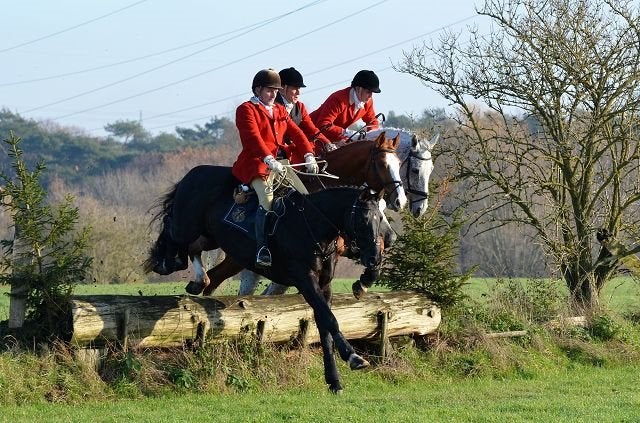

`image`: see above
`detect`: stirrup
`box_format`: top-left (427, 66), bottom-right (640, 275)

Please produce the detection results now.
top-left (256, 246), bottom-right (272, 267)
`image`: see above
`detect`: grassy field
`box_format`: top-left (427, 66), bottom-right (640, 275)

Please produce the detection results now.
top-left (1, 277), bottom-right (640, 420)
top-left (0, 364), bottom-right (638, 422)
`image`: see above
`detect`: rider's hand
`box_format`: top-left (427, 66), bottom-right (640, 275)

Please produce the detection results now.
top-left (325, 143), bottom-right (338, 152)
top-left (263, 155), bottom-right (285, 174)
top-left (304, 153), bottom-right (319, 174)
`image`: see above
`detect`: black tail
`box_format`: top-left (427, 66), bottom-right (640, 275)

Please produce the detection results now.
top-left (143, 184), bottom-right (185, 275)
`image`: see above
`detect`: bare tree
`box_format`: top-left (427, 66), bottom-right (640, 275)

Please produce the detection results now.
top-left (397, 0), bottom-right (640, 309)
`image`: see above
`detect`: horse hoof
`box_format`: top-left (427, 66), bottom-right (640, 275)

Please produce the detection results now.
top-left (328, 383), bottom-right (344, 394)
top-left (348, 353), bottom-right (370, 370)
top-left (152, 262), bottom-right (171, 275)
top-left (185, 281), bottom-right (204, 295)
top-left (351, 281), bottom-right (366, 300)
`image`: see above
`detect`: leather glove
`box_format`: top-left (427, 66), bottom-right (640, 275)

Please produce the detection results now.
top-left (263, 155), bottom-right (285, 174)
top-left (304, 153), bottom-right (319, 173)
top-left (325, 143), bottom-right (338, 152)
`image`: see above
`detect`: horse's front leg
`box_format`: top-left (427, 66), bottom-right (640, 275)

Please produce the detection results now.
top-left (185, 252), bottom-right (209, 295)
top-left (296, 268), bottom-right (369, 393)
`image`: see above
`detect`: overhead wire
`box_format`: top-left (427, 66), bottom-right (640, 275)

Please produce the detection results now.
top-left (0, 0), bottom-right (148, 54)
top-left (23, 0), bottom-right (328, 114)
top-left (48, 0), bottom-right (390, 121)
top-left (133, 15), bottom-right (477, 131)
top-left (0, 4), bottom-right (322, 88)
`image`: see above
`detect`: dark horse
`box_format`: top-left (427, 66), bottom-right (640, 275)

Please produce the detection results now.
top-left (147, 132), bottom-right (403, 291)
top-left (144, 173), bottom-right (386, 393)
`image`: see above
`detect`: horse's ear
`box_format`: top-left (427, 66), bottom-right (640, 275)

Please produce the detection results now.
top-left (427, 133), bottom-right (440, 149)
top-left (374, 131), bottom-right (386, 147)
top-left (359, 188), bottom-right (380, 202)
top-left (391, 133), bottom-right (400, 149)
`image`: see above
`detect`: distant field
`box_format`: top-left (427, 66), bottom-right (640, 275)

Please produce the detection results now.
top-left (1, 276), bottom-right (639, 321)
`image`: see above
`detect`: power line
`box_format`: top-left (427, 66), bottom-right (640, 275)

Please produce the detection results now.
top-left (1, 0), bottom-right (327, 87)
top-left (0, 0), bottom-right (148, 54)
top-left (127, 15), bottom-right (477, 129)
top-left (49, 0), bottom-right (390, 121)
top-left (24, 0), bottom-right (327, 114)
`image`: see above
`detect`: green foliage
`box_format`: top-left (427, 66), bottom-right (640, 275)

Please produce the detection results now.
top-left (0, 132), bottom-right (92, 334)
top-left (589, 314), bottom-right (622, 341)
top-left (488, 279), bottom-right (565, 323)
top-left (377, 209), bottom-right (472, 308)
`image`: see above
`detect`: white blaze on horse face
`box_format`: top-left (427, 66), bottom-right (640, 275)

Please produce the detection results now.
top-left (384, 152), bottom-right (407, 210)
top-left (409, 135), bottom-right (436, 217)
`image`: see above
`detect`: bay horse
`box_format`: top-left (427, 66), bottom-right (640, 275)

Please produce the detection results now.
top-left (145, 182), bottom-right (386, 393)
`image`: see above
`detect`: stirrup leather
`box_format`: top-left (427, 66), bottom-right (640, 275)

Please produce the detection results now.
top-left (256, 246), bottom-right (272, 267)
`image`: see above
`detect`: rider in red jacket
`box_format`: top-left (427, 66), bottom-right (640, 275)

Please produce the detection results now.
top-left (232, 69), bottom-right (318, 267)
top-left (275, 67), bottom-right (334, 162)
top-left (309, 70), bottom-right (381, 144)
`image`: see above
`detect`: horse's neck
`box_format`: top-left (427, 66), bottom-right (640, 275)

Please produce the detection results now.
top-left (326, 142), bottom-right (372, 177)
top-left (304, 189), bottom-right (356, 234)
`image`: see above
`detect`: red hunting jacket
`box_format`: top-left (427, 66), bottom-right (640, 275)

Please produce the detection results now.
top-left (275, 93), bottom-right (331, 162)
top-left (309, 87), bottom-right (380, 141)
top-left (232, 99), bottom-right (314, 184)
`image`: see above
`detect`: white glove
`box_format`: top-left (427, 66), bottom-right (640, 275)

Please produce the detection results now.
top-left (263, 155), bottom-right (285, 174)
top-left (343, 128), bottom-right (357, 139)
top-left (325, 143), bottom-right (338, 152)
top-left (304, 153), bottom-right (319, 173)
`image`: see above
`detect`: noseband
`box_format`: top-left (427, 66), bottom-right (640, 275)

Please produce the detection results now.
top-left (402, 149), bottom-right (431, 207)
top-left (366, 147), bottom-right (403, 197)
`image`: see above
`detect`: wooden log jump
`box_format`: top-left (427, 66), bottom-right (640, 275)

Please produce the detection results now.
top-left (68, 291), bottom-right (441, 349)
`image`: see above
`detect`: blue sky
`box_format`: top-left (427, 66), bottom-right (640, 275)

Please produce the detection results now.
top-left (1, 0), bottom-right (483, 137)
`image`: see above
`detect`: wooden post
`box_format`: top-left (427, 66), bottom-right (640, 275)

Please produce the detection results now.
top-left (377, 310), bottom-right (391, 361)
top-left (117, 307), bottom-right (130, 352)
top-left (296, 318), bottom-right (310, 348)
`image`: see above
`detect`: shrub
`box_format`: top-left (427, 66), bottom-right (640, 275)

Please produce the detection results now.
top-left (0, 132), bottom-right (91, 337)
top-left (377, 209), bottom-right (472, 308)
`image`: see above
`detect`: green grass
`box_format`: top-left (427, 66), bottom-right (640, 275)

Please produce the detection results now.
top-left (0, 365), bottom-right (638, 422)
top-left (464, 277), bottom-right (640, 313)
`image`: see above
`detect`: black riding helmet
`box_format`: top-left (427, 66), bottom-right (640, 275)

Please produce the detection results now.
top-left (279, 67), bottom-right (306, 87)
top-left (351, 70), bottom-right (381, 93)
top-left (252, 68), bottom-right (282, 90)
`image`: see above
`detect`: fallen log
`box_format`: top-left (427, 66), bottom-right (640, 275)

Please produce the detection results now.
top-left (68, 291), bottom-right (441, 349)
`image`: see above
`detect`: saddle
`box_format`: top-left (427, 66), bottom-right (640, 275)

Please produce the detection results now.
top-left (223, 159), bottom-right (309, 236)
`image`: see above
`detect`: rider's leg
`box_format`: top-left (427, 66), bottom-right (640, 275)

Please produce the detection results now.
top-left (251, 177), bottom-right (274, 268)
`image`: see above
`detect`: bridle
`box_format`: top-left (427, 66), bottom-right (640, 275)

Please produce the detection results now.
top-left (364, 146), bottom-right (403, 202)
top-left (401, 145), bottom-right (431, 208)
top-left (284, 191), bottom-right (380, 266)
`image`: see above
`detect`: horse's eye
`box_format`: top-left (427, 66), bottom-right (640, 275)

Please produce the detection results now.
top-left (411, 168), bottom-right (419, 175)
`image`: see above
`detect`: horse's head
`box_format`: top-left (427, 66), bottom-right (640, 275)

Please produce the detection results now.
top-left (366, 128), bottom-right (438, 217)
top-left (344, 189), bottom-right (385, 269)
top-left (368, 131), bottom-right (407, 211)
top-left (405, 132), bottom-right (438, 217)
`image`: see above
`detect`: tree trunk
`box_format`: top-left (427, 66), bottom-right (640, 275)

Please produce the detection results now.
top-left (67, 291), bottom-right (441, 348)
top-left (8, 224), bottom-right (28, 329)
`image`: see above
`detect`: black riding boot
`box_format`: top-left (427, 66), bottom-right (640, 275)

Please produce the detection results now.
top-left (255, 206), bottom-right (272, 268)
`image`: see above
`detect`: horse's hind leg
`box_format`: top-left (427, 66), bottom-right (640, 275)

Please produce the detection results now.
top-left (238, 269), bottom-right (261, 295)
top-left (202, 255), bottom-right (244, 296)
